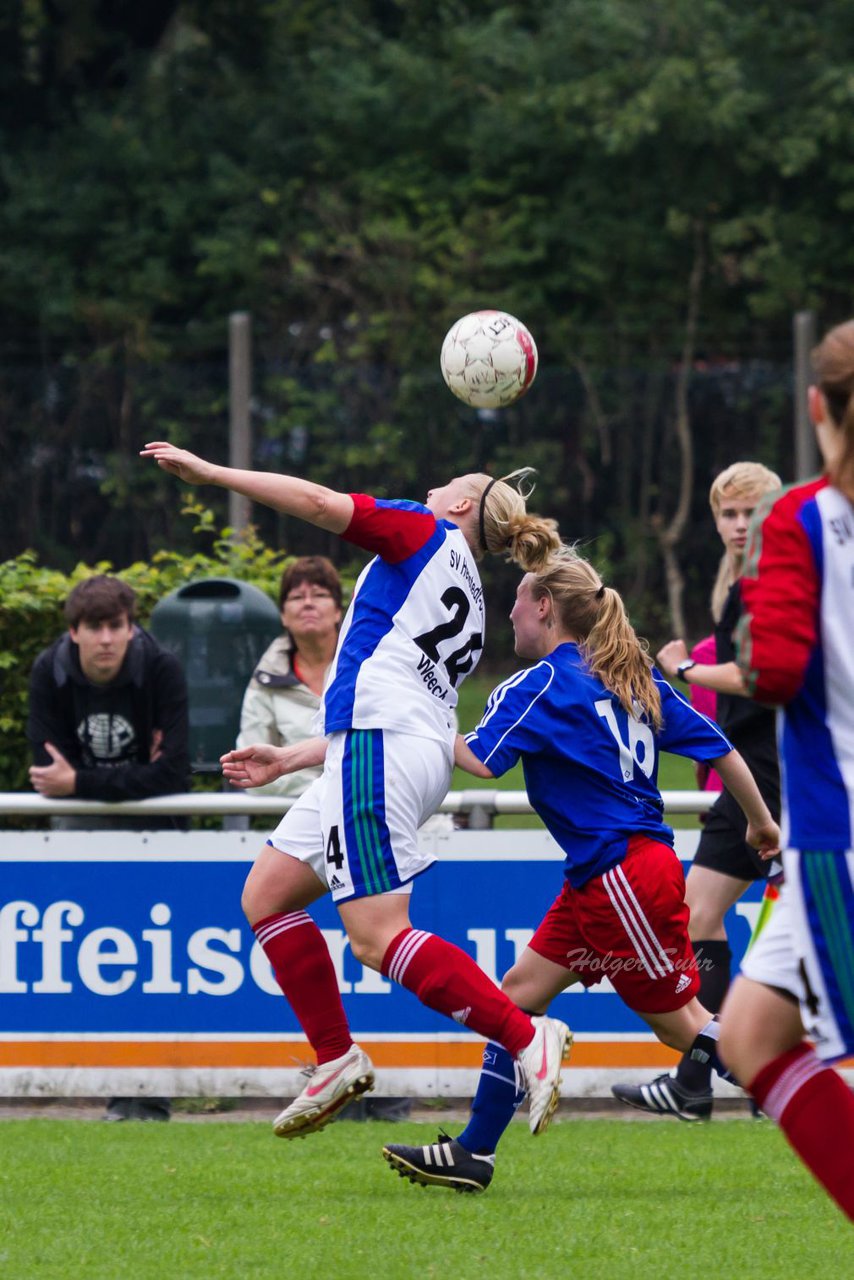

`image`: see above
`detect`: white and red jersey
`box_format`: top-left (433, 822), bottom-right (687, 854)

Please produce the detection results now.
top-left (320, 495), bottom-right (485, 746)
top-left (737, 476), bottom-right (854, 851)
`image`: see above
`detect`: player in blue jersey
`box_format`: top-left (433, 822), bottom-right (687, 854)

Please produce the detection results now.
top-left (718, 319), bottom-right (854, 1221)
top-left (383, 550), bottom-right (780, 1193)
top-left (141, 441), bottom-right (572, 1140)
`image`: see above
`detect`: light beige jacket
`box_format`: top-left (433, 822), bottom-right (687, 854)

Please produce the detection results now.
top-left (236, 634), bottom-right (325, 799)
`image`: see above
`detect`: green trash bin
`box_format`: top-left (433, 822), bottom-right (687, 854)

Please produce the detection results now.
top-left (150, 578), bottom-right (282, 771)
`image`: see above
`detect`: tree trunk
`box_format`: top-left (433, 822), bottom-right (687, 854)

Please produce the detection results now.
top-left (654, 220), bottom-right (706, 637)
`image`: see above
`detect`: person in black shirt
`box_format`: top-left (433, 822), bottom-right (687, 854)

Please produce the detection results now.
top-left (611, 462), bottom-right (782, 1120)
top-left (28, 574), bottom-right (190, 1121)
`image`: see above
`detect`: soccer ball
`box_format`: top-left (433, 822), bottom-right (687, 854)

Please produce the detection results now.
top-left (440, 310), bottom-right (538, 409)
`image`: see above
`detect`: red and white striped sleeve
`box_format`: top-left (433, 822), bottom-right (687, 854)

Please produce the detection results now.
top-left (736, 482), bottom-right (822, 705)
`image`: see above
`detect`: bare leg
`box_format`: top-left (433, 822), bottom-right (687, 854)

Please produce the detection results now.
top-left (242, 843), bottom-right (328, 924)
top-left (685, 864), bottom-right (752, 940)
top-left (717, 976), bottom-right (803, 1082)
top-left (500, 947), bottom-right (580, 1010)
top-left (639, 997), bottom-right (712, 1052)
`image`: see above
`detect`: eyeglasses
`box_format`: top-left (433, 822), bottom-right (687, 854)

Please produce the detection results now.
top-left (284, 589), bottom-right (336, 606)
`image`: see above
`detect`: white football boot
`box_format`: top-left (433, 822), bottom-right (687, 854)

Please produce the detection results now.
top-left (273, 1045), bottom-right (375, 1139)
top-left (517, 1015), bottom-right (573, 1135)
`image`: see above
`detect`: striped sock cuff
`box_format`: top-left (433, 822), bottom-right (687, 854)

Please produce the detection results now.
top-left (253, 910), bottom-right (314, 949)
top-left (749, 1043), bottom-right (829, 1123)
top-left (382, 927), bottom-right (433, 983)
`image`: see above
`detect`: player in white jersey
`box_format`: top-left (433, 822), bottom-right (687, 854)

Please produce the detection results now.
top-left (140, 441), bottom-right (571, 1140)
top-left (718, 319), bottom-right (854, 1221)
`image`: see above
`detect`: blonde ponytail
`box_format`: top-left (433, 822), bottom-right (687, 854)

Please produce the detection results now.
top-left (467, 469), bottom-right (561, 572)
top-left (533, 552), bottom-right (662, 729)
top-left (710, 551), bottom-right (734, 623)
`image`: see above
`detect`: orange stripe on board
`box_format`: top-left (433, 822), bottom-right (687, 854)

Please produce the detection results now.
top-left (0, 1040), bottom-right (683, 1069)
top-left (5, 1041), bottom-right (852, 1071)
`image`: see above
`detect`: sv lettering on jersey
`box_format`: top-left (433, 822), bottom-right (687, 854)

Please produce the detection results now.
top-left (449, 549), bottom-right (484, 609)
top-left (829, 513), bottom-right (854, 546)
top-left (416, 653), bottom-right (449, 700)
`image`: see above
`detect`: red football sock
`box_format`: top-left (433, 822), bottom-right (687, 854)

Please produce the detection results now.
top-left (253, 911), bottom-right (352, 1065)
top-left (381, 927), bottom-right (534, 1057)
top-left (750, 1042), bottom-right (854, 1220)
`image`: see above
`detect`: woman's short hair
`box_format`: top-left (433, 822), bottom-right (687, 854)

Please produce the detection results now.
top-left (278, 556), bottom-right (343, 610)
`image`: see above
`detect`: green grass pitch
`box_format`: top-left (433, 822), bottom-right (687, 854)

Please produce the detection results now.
top-left (2, 1116), bottom-right (851, 1278)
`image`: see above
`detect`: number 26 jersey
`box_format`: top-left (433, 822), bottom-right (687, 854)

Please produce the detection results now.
top-left (320, 495), bottom-right (485, 746)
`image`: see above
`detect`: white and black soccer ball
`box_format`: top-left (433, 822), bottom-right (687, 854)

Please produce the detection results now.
top-left (440, 310), bottom-right (538, 409)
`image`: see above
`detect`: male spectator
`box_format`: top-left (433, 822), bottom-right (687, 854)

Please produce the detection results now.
top-left (27, 574), bottom-right (190, 1121)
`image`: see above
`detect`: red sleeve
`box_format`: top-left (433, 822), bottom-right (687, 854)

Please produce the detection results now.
top-left (341, 494), bottom-right (438, 563)
top-left (736, 484), bottom-right (821, 705)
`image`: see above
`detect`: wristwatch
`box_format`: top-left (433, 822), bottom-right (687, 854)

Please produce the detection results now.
top-left (676, 658), bottom-right (697, 679)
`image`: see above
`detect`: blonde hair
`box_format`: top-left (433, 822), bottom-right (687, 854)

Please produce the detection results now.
top-left (813, 319), bottom-right (854, 501)
top-left (708, 461), bottom-right (781, 621)
top-left (465, 469), bottom-right (561, 573)
top-left (531, 550), bottom-right (662, 730)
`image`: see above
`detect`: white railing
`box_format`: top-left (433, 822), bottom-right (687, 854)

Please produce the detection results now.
top-left (0, 789), bottom-right (714, 823)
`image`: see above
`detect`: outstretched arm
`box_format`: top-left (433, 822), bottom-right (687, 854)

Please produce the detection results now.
top-left (657, 639), bottom-right (748, 696)
top-left (221, 737), bottom-right (328, 788)
top-left (140, 442), bottom-right (354, 533)
top-left (712, 749), bottom-right (781, 858)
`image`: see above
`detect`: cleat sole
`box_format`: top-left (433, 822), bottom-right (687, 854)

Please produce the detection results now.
top-left (531, 1026), bottom-right (573, 1137)
top-left (382, 1147), bottom-right (488, 1194)
top-left (273, 1071), bottom-right (375, 1139)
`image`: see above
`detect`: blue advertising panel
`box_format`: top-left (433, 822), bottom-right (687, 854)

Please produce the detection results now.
top-left (0, 828), bottom-right (766, 1095)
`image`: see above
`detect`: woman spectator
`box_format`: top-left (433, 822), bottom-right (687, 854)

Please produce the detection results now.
top-left (237, 556), bottom-right (342, 798)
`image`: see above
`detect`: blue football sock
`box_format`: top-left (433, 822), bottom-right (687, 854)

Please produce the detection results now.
top-left (456, 1040), bottom-right (525, 1155)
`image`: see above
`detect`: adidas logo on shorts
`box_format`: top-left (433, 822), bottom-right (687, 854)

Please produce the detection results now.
top-left (675, 973), bottom-right (692, 994)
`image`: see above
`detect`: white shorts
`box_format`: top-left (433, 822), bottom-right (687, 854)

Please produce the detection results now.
top-left (741, 848), bottom-right (854, 1061)
top-left (267, 728), bottom-right (452, 903)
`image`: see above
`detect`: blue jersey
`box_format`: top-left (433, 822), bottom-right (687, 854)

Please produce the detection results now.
top-left (465, 642), bottom-right (732, 887)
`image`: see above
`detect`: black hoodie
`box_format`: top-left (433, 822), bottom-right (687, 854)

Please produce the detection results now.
top-left (27, 626), bottom-right (190, 801)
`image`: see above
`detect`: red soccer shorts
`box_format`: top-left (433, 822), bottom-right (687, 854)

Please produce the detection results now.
top-left (529, 834), bottom-right (700, 1014)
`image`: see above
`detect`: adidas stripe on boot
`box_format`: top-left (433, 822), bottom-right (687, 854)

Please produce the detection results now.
top-left (383, 1133), bottom-right (495, 1194)
top-left (611, 1072), bottom-right (713, 1121)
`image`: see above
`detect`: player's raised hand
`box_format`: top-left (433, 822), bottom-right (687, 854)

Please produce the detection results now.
top-left (139, 441), bottom-right (217, 485)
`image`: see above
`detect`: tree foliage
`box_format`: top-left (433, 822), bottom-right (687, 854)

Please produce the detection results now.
top-left (2, 0), bottom-right (853, 634)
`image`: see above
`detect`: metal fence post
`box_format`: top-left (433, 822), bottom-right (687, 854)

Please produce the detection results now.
top-left (793, 310), bottom-right (819, 480)
top-left (228, 311), bottom-right (252, 529)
